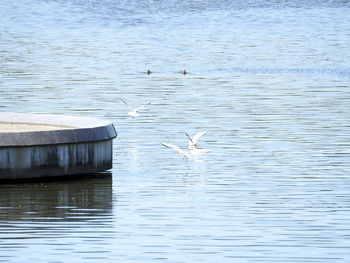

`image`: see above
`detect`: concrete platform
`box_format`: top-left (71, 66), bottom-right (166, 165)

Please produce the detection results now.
top-left (0, 112), bottom-right (117, 180)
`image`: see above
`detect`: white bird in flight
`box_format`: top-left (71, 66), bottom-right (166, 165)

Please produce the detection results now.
top-left (162, 132), bottom-right (211, 158)
top-left (185, 131), bottom-right (207, 149)
top-left (162, 142), bottom-right (191, 158)
top-left (119, 98), bottom-right (152, 117)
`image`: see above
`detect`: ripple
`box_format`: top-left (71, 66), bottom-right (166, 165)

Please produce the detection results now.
top-left (1, 1), bottom-right (350, 262)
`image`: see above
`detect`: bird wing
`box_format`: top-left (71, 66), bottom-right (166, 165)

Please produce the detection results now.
top-left (162, 142), bottom-right (191, 158)
top-left (192, 132), bottom-right (207, 145)
top-left (119, 98), bottom-right (133, 111)
top-left (136, 102), bottom-right (152, 111)
top-left (185, 132), bottom-right (194, 149)
top-left (184, 132), bottom-right (192, 142)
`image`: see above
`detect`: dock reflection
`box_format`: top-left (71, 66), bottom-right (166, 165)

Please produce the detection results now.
top-left (0, 173), bottom-right (113, 222)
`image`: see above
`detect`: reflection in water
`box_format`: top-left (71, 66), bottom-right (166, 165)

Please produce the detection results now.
top-left (0, 174), bottom-right (114, 262)
top-left (0, 173), bottom-right (113, 221)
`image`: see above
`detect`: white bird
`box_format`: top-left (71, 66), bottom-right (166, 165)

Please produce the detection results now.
top-left (119, 98), bottom-right (152, 117)
top-left (185, 131), bottom-right (207, 149)
top-left (162, 142), bottom-right (191, 158)
top-left (162, 139), bottom-right (211, 158)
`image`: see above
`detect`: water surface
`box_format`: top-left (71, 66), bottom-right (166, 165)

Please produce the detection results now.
top-left (1, 0), bottom-right (350, 262)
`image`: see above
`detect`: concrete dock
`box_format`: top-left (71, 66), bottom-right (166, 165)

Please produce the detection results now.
top-left (0, 112), bottom-right (117, 180)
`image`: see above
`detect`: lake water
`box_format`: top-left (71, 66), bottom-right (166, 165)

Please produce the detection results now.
top-left (1, 0), bottom-right (350, 262)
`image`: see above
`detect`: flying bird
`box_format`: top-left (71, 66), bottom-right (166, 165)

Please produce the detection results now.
top-left (162, 142), bottom-right (211, 158)
top-left (162, 132), bottom-right (211, 158)
top-left (185, 132), bottom-right (207, 149)
top-left (162, 142), bottom-right (191, 158)
top-left (119, 98), bottom-right (152, 117)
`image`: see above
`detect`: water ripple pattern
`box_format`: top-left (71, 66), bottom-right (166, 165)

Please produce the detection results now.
top-left (0, 0), bottom-right (350, 262)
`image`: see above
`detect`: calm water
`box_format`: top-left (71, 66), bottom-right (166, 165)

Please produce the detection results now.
top-left (1, 0), bottom-right (350, 262)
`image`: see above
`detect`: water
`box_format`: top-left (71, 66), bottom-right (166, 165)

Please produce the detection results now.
top-left (1, 0), bottom-right (350, 262)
